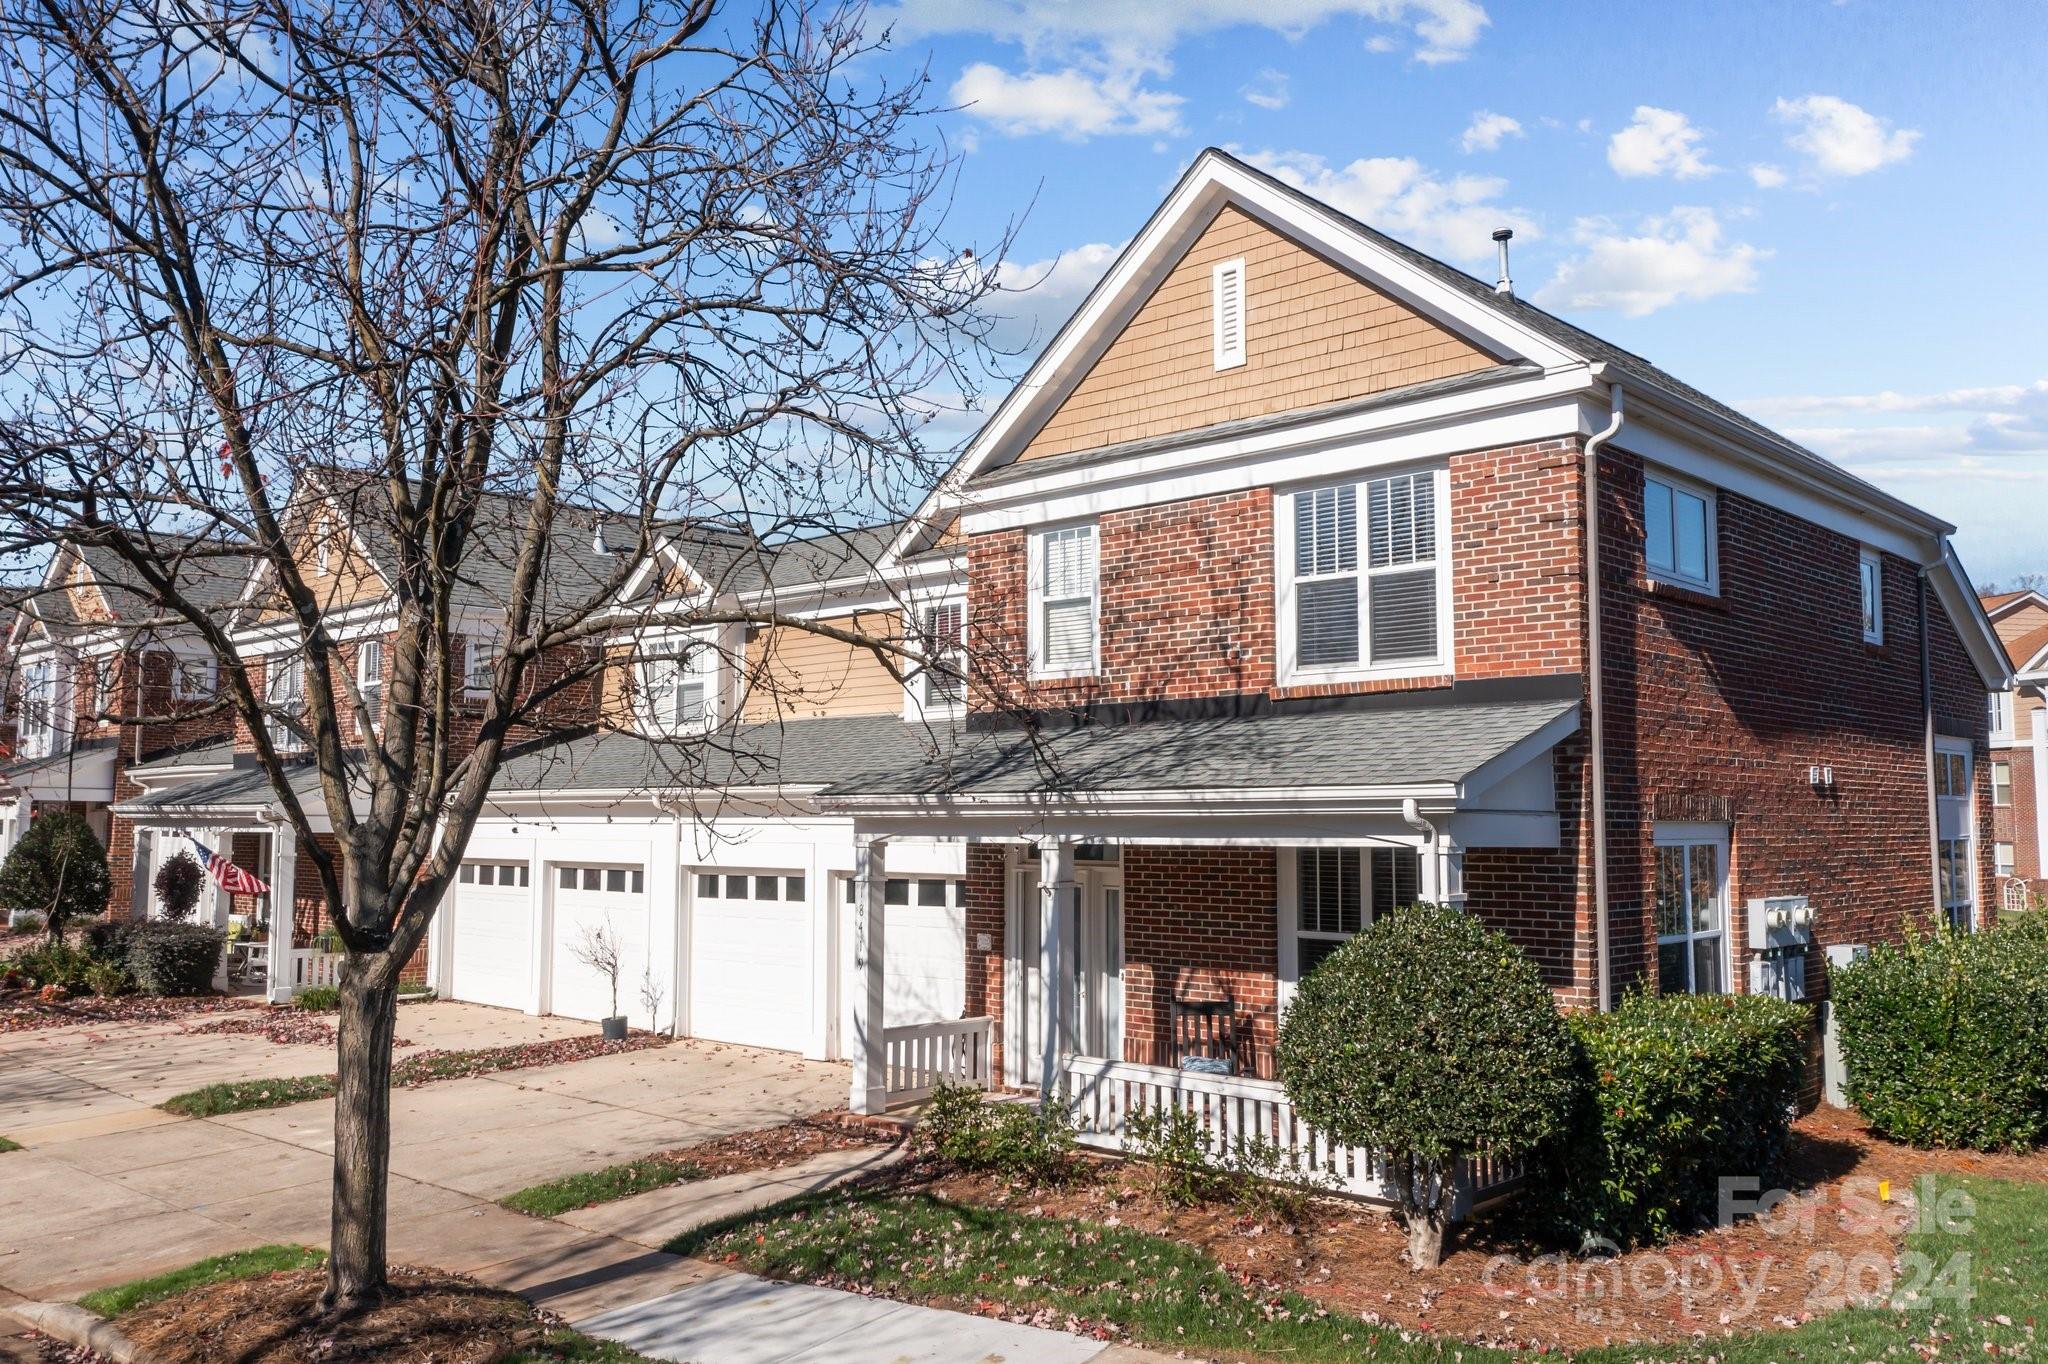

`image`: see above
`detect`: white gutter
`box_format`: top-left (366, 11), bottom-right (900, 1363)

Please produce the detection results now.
top-left (1583, 383), bottom-right (1626, 1012)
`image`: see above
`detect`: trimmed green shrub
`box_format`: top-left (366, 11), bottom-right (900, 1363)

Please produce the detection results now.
top-left (913, 1082), bottom-right (1076, 1185)
top-left (10, 937), bottom-right (94, 992)
top-left (1275, 903), bottom-right (1577, 1268)
top-left (1547, 990), bottom-right (1810, 1248)
top-left (83, 918), bottom-right (134, 961)
top-left (1124, 1103), bottom-right (1332, 1222)
top-left (123, 922), bottom-right (225, 996)
top-left (152, 851), bottom-right (206, 923)
top-left (0, 812), bottom-right (111, 937)
top-left (83, 957), bottom-right (135, 997)
top-left (1833, 919), bottom-right (2048, 1151)
top-left (293, 984), bottom-right (341, 1011)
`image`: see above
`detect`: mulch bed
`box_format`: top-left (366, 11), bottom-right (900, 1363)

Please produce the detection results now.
top-left (183, 1013), bottom-right (413, 1049)
top-left (0, 991), bottom-right (257, 1034)
top-left (894, 1106), bottom-right (2048, 1354)
top-left (116, 1265), bottom-right (552, 1363)
top-left (662, 1111), bottom-right (897, 1179)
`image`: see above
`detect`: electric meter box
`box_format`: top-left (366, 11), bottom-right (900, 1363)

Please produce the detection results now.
top-left (1746, 894), bottom-right (1814, 951)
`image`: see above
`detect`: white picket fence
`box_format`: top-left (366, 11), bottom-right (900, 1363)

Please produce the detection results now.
top-left (882, 1016), bottom-right (994, 1106)
top-left (289, 949), bottom-right (345, 991)
top-left (1062, 1056), bottom-right (1524, 1217)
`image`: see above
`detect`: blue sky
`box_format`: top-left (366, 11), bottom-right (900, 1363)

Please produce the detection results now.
top-left (862, 0), bottom-right (2048, 588)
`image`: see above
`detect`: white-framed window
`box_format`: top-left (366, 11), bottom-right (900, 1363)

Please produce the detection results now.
top-left (1279, 845), bottom-right (1421, 997)
top-left (1996, 842), bottom-right (2017, 879)
top-left (1989, 690), bottom-right (2014, 742)
top-left (16, 659), bottom-right (56, 758)
top-left (638, 647), bottom-right (710, 734)
top-left (836, 873), bottom-right (961, 907)
top-left (1858, 547), bottom-right (1883, 644)
top-left (1277, 468), bottom-right (1446, 681)
top-left (1935, 739), bottom-right (1976, 931)
top-left (357, 639), bottom-right (383, 730)
top-left (916, 599), bottom-right (967, 710)
top-left (557, 864), bottom-right (646, 895)
top-left (1643, 470), bottom-right (1716, 593)
top-left (1211, 257), bottom-right (1246, 370)
top-left (170, 655), bottom-right (217, 700)
top-left (91, 656), bottom-right (116, 720)
top-left (703, 870), bottom-right (810, 903)
top-left (458, 860), bottom-right (529, 887)
top-left (462, 630), bottom-right (496, 695)
top-left (1029, 523), bottom-right (1098, 679)
top-left (1654, 823), bottom-right (1730, 995)
top-left (264, 652), bottom-right (306, 752)
top-left (1993, 759), bottom-right (2012, 808)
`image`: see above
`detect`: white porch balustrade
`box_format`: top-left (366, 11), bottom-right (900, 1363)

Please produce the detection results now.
top-left (882, 1016), bottom-right (994, 1105)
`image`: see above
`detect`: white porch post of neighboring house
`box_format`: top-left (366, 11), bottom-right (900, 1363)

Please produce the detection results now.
top-left (847, 833), bottom-right (889, 1115)
top-left (1037, 838), bottom-right (1079, 1101)
top-left (266, 823), bottom-right (298, 1003)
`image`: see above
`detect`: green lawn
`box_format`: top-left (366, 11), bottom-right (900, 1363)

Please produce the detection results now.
top-left (501, 1156), bottom-right (708, 1217)
top-left (160, 1074), bottom-right (337, 1117)
top-left (78, 1245), bottom-right (326, 1317)
top-left (673, 1175), bottom-right (2046, 1364)
top-left (0, 1135), bottom-right (21, 1153)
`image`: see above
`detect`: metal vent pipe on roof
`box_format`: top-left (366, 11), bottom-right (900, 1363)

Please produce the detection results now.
top-left (1492, 228), bottom-right (1515, 296)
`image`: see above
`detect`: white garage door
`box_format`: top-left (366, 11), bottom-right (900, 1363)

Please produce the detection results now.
top-left (450, 861), bottom-right (533, 1011)
top-left (842, 875), bottom-right (967, 1026)
top-left (690, 870), bottom-right (812, 1053)
top-left (550, 864), bottom-right (651, 1024)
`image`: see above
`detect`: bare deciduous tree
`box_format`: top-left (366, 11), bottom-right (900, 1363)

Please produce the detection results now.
top-left (0, 0), bottom-right (1006, 1309)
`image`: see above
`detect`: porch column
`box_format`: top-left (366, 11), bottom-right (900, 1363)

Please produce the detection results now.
top-left (847, 833), bottom-right (888, 1115)
top-left (266, 823), bottom-right (298, 1004)
top-left (1037, 837), bottom-right (1079, 1099)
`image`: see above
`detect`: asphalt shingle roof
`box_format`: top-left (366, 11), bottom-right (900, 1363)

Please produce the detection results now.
top-left (819, 694), bottom-right (1580, 799)
top-left (1, 737), bottom-right (117, 783)
top-left (32, 537), bottom-right (254, 633)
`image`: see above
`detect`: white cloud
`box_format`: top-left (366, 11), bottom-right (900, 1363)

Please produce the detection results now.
top-left (1460, 110), bottom-right (1523, 154)
top-left (1748, 163), bottom-right (1788, 189)
top-left (1242, 68), bottom-right (1290, 110)
top-left (950, 63), bottom-right (1182, 139)
top-left (885, 1), bottom-right (1492, 69)
top-left (1242, 148), bottom-right (1535, 266)
top-left (1744, 379), bottom-right (2048, 458)
top-left (1365, 34), bottom-right (1398, 52)
top-left (1606, 106), bottom-right (1717, 180)
top-left (1772, 95), bottom-right (1919, 176)
top-left (987, 240), bottom-right (1124, 351)
top-left (1534, 208), bottom-right (1766, 317)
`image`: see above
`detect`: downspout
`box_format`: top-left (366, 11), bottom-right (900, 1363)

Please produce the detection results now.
top-left (1918, 566), bottom-right (1941, 914)
top-left (1584, 382), bottom-right (1625, 1011)
top-left (1401, 798), bottom-right (1443, 900)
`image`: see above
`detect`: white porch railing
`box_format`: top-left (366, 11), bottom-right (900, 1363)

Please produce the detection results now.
top-left (883, 1016), bottom-right (994, 1107)
top-left (288, 949), bottom-right (345, 991)
top-left (1062, 1056), bottom-right (1525, 1217)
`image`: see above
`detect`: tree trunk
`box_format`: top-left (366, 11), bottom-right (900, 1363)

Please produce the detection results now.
top-left (1393, 1153), bottom-right (1457, 1271)
top-left (324, 959), bottom-right (399, 1313)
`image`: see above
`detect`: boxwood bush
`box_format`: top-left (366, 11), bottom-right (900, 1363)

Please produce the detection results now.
top-left (123, 922), bottom-right (226, 996)
top-left (1275, 903), bottom-right (1577, 1268)
top-left (913, 1082), bottom-right (1076, 1185)
top-left (1544, 991), bottom-right (1809, 1248)
top-left (1832, 918), bottom-right (2048, 1151)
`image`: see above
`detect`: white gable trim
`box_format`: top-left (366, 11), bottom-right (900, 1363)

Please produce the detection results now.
top-left (1984, 589), bottom-right (2048, 621)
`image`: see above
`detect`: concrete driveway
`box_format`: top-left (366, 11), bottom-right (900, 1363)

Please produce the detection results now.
top-left (0, 1001), bottom-right (847, 1300)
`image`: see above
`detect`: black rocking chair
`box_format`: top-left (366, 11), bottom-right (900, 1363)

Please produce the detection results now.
top-left (1170, 999), bottom-right (1237, 1075)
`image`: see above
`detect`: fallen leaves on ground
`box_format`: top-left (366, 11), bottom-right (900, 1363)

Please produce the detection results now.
top-left (0, 990), bottom-right (258, 1034)
top-left (183, 1013), bottom-right (412, 1049)
top-left (663, 1111), bottom-right (897, 1179)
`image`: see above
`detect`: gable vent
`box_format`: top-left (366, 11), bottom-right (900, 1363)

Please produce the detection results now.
top-left (1211, 257), bottom-right (1246, 370)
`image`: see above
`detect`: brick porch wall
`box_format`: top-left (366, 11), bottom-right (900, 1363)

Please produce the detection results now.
top-left (1121, 846), bottom-right (1280, 1078)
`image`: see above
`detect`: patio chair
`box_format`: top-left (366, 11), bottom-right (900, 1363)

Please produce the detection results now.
top-left (1170, 999), bottom-right (1237, 1075)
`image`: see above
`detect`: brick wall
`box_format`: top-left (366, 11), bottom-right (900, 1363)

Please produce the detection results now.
top-left (966, 439), bottom-right (1585, 714)
top-left (1598, 445), bottom-right (1991, 1004)
top-left (1997, 742), bottom-right (2041, 897)
top-left (105, 649), bottom-right (239, 920)
top-left (1120, 846), bottom-right (1280, 1077)
top-left (1465, 730), bottom-right (1596, 1004)
top-left (962, 844), bottom-right (1008, 1077)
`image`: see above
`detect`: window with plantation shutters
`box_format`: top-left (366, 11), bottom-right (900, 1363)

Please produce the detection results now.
top-left (919, 600), bottom-right (965, 707)
top-left (1283, 469), bottom-right (1442, 678)
top-left (1290, 846), bottom-right (1421, 982)
top-left (1031, 524), bottom-right (1097, 677)
top-left (357, 640), bottom-right (383, 732)
top-left (1212, 258), bottom-right (1246, 369)
top-left (639, 649), bottom-right (708, 733)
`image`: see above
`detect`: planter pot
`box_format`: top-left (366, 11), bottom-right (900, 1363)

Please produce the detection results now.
top-left (601, 1015), bottom-right (628, 1041)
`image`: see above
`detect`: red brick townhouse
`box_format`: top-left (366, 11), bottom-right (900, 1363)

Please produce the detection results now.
top-left (1983, 587), bottom-right (2048, 907)
top-left (0, 537), bottom-right (248, 907)
top-left (818, 149), bottom-right (2011, 1147)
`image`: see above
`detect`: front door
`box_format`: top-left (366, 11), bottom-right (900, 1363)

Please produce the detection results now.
top-left (1006, 861), bottom-right (1123, 1087)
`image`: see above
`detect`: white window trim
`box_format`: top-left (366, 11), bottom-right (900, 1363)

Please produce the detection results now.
top-left (462, 630), bottom-right (496, 696)
top-left (1992, 758), bottom-right (2012, 808)
top-left (1211, 257), bottom-right (1247, 371)
top-left (1642, 467), bottom-right (1719, 596)
top-left (356, 640), bottom-right (383, 732)
top-left (1934, 736), bottom-right (1978, 931)
top-left (635, 634), bottom-right (716, 736)
top-left (1275, 842), bottom-right (1425, 1014)
top-left (170, 654), bottom-right (218, 700)
top-left (904, 593), bottom-right (968, 720)
top-left (1989, 690), bottom-right (2015, 744)
top-left (265, 652), bottom-right (306, 753)
top-left (1858, 547), bottom-right (1884, 645)
top-left (1995, 842), bottom-right (2016, 879)
top-left (16, 659), bottom-right (58, 758)
top-left (1027, 521), bottom-right (1100, 681)
top-left (1274, 465), bottom-right (1453, 687)
top-left (1652, 822), bottom-right (1732, 996)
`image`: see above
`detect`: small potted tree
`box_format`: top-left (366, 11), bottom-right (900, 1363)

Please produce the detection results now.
top-left (570, 919), bottom-right (628, 1040)
top-left (153, 851), bottom-right (206, 923)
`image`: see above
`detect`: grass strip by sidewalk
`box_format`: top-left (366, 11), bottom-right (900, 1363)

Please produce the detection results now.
top-left (671, 1174), bottom-right (2047, 1364)
top-left (160, 1033), bottom-right (665, 1117)
top-left (501, 1155), bottom-right (709, 1217)
top-left (0, 1135), bottom-right (21, 1152)
top-left (78, 1245), bottom-right (325, 1318)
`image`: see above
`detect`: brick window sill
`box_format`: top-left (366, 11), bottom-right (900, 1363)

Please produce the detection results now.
top-left (1641, 577), bottom-right (1728, 611)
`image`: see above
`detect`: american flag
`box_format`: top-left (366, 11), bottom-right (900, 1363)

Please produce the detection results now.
top-left (192, 841), bottom-right (269, 896)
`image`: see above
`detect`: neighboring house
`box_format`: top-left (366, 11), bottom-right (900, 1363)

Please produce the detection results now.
top-left (1982, 588), bottom-right (2048, 908)
top-left (0, 538), bottom-right (248, 911)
